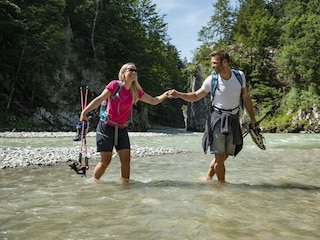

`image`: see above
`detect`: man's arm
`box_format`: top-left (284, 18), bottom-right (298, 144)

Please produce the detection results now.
top-left (242, 87), bottom-right (257, 124)
top-left (168, 88), bottom-right (208, 102)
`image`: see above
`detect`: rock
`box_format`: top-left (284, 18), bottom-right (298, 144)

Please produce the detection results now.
top-left (185, 65), bottom-right (209, 132)
top-left (0, 131), bottom-right (185, 169)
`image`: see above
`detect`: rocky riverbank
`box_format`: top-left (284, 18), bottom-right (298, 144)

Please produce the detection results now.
top-left (0, 131), bottom-right (185, 169)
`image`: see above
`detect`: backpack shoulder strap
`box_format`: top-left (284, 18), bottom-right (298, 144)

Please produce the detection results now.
top-left (100, 80), bottom-right (122, 121)
top-left (211, 71), bottom-right (218, 98)
top-left (211, 70), bottom-right (243, 96)
top-left (210, 69), bottom-right (244, 113)
top-left (232, 69), bottom-right (244, 114)
top-left (231, 69), bottom-right (243, 86)
top-left (110, 80), bottom-right (122, 101)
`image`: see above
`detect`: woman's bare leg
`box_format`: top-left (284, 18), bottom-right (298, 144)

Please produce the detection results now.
top-left (117, 149), bottom-right (131, 181)
top-left (93, 152), bottom-right (112, 180)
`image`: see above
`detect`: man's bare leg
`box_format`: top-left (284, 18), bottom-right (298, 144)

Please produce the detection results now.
top-left (205, 154), bottom-right (228, 182)
top-left (205, 158), bottom-right (216, 180)
top-left (214, 154), bottom-right (228, 183)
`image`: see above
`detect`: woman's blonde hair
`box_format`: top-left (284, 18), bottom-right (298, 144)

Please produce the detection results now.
top-left (118, 62), bottom-right (143, 104)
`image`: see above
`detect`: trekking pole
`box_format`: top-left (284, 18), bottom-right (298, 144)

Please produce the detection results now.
top-left (242, 103), bottom-right (280, 138)
top-left (78, 86), bottom-right (84, 167)
top-left (70, 86), bottom-right (90, 177)
top-left (79, 86), bottom-right (90, 174)
top-left (256, 103), bottom-right (280, 125)
top-left (83, 86), bottom-right (89, 172)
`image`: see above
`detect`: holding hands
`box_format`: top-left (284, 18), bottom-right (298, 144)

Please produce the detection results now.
top-left (157, 89), bottom-right (180, 100)
top-left (168, 89), bottom-right (180, 99)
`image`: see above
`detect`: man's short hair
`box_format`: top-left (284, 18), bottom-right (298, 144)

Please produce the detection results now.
top-left (209, 50), bottom-right (230, 63)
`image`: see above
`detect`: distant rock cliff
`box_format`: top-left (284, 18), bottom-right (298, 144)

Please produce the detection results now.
top-left (185, 65), bottom-right (210, 132)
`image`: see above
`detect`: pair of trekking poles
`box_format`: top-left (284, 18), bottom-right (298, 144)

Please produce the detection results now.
top-left (69, 86), bottom-right (91, 177)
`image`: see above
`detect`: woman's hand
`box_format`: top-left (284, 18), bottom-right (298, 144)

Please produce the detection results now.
top-left (80, 111), bottom-right (87, 122)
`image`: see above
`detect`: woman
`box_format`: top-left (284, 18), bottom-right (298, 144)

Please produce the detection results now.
top-left (80, 62), bottom-right (168, 182)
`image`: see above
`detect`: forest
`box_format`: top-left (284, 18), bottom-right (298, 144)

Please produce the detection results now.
top-left (1, 0), bottom-right (320, 132)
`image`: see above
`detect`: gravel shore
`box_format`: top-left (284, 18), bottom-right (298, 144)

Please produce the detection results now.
top-left (0, 131), bottom-right (184, 169)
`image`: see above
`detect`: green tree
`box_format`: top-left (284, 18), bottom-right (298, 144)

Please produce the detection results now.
top-left (232, 0), bottom-right (281, 48)
top-left (230, 0), bottom-right (282, 107)
top-left (0, 1), bottom-right (26, 113)
top-left (1, 0), bottom-right (67, 114)
top-left (198, 0), bottom-right (235, 47)
top-left (277, 0), bottom-right (320, 87)
top-left (0, 0), bottom-right (187, 129)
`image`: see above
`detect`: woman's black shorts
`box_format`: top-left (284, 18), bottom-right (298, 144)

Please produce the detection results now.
top-left (96, 120), bottom-right (130, 152)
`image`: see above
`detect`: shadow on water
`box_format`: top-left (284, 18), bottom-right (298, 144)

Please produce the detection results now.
top-left (238, 182), bottom-right (320, 191)
top-left (98, 179), bottom-right (320, 192)
top-left (3, 166), bottom-right (318, 192)
top-left (146, 127), bottom-right (195, 135)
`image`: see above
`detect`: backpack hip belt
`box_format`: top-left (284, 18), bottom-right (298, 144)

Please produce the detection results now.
top-left (104, 118), bottom-right (127, 146)
top-left (211, 105), bottom-right (239, 113)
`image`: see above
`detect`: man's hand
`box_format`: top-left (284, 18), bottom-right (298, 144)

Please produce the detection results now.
top-left (251, 120), bottom-right (259, 129)
top-left (168, 89), bottom-right (180, 99)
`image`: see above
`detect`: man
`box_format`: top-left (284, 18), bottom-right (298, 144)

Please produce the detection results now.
top-left (168, 50), bottom-right (257, 183)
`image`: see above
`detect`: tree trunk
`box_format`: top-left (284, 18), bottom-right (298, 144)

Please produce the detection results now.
top-left (91, 0), bottom-right (100, 58)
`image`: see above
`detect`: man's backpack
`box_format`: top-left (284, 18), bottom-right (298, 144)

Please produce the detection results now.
top-left (211, 69), bottom-right (244, 112)
top-left (99, 80), bottom-right (122, 121)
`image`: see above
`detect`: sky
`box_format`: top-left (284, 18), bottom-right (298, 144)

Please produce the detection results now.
top-left (151, 0), bottom-right (238, 62)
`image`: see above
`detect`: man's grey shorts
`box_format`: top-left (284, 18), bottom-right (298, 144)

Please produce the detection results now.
top-left (96, 120), bottom-right (130, 152)
top-left (210, 120), bottom-right (236, 155)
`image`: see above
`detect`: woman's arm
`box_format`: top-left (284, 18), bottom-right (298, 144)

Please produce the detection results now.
top-left (139, 91), bottom-right (169, 105)
top-left (80, 88), bottom-right (110, 121)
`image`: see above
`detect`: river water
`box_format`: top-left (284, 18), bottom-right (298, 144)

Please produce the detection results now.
top-left (1, 131), bottom-right (320, 240)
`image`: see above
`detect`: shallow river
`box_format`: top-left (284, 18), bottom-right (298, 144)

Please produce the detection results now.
top-left (1, 131), bottom-right (320, 240)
